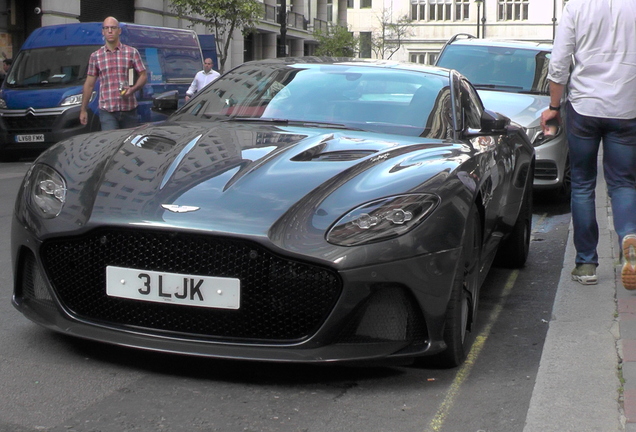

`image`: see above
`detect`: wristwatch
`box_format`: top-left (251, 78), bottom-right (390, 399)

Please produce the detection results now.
top-left (549, 105), bottom-right (561, 111)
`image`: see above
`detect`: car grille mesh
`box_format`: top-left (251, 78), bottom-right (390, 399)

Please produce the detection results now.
top-left (40, 228), bottom-right (342, 342)
top-left (3, 115), bottom-right (58, 133)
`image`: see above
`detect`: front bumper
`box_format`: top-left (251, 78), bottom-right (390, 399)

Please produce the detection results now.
top-left (12, 221), bottom-right (458, 363)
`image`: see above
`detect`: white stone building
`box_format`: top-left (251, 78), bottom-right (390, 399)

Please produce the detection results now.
top-left (347, 0), bottom-right (568, 64)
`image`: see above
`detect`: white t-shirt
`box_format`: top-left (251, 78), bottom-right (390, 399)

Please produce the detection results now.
top-left (186, 69), bottom-right (220, 97)
top-left (548, 0), bottom-right (636, 119)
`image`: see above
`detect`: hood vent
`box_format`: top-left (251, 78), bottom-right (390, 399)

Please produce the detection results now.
top-left (127, 134), bottom-right (177, 153)
top-left (292, 149), bottom-right (377, 162)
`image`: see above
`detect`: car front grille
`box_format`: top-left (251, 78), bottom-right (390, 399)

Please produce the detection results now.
top-left (3, 114), bottom-right (58, 133)
top-left (39, 228), bottom-right (342, 342)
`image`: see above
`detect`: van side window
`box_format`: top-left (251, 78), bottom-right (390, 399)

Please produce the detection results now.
top-left (139, 48), bottom-right (202, 84)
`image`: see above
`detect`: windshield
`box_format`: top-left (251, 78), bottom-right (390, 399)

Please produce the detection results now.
top-left (437, 44), bottom-right (551, 94)
top-left (5, 45), bottom-right (100, 88)
top-left (173, 62), bottom-right (451, 138)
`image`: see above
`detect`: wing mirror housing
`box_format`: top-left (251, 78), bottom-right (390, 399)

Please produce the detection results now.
top-left (152, 90), bottom-right (179, 113)
top-left (480, 109), bottom-right (510, 132)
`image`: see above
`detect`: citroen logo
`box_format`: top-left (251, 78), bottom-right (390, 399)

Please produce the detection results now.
top-left (161, 204), bottom-right (200, 213)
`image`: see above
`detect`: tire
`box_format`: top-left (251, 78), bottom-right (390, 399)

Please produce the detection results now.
top-left (494, 171), bottom-right (533, 268)
top-left (0, 151), bottom-right (19, 162)
top-left (436, 206), bottom-right (482, 368)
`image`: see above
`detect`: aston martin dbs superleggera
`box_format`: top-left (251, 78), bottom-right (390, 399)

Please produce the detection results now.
top-left (12, 58), bottom-right (534, 367)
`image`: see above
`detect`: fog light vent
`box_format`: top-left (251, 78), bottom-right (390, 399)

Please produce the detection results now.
top-left (336, 285), bottom-right (427, 344)
top-left (21, 251), bottom-right (55, 308)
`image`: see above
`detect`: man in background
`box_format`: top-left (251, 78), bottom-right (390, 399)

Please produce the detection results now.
top-left (80, 16), bottom-right (147, 130)
top-left (185, 58), bottom-right (219, 101)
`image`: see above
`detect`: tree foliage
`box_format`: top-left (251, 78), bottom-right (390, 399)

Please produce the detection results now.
top-left (372, 9), bottom-right (412, 60)
top-left (314, 25), bottom-right (359, 57)
top-left (170, 0), bottom-right (263, 72)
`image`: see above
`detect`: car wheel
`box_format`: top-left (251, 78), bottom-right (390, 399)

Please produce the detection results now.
top-left (436, 206), bottom-right (482, 368)
top-left (494, 171), bottom-right (533, 268)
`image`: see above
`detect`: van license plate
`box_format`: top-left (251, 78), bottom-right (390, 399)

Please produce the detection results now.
top-left (16, 134), bottom-right (45, 143)
top-left (106, 266), bottom-right (240, 309)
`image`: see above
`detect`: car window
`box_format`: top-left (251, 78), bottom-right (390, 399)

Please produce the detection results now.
top-left (176, 63), bottom-right (455, 138)
top-left (437, 44), bottom-right (551, 95)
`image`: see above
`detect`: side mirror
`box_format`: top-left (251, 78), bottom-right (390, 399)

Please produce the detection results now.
top-left (152, 90), bottom-right (179, 113)
top-left (480, 109), bottom-right (510, 132)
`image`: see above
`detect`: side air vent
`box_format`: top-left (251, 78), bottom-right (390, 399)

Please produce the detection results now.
top-left (292, 149), bottom-right (377, 162)
top-left (127, 135), bottom-right (177, 153)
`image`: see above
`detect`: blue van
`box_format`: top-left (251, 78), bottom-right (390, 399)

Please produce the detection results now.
top-left (0, 22), bottom-right (204, 161)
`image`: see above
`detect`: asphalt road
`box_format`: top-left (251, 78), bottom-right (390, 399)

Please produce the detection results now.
top-left (0, 160), bottom-right (570, 432)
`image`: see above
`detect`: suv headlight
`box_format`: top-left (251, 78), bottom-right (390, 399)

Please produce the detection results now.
top-left (0, 98), bottom-right (6, 109)
top-left (326, 194), bottom-right (439, 246)
top-left (525, 124), bottom-right (562, 148)
top-left (27, 164), bottom-right (67, 218)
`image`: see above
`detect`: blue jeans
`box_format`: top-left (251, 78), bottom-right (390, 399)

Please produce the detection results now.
top-left (567, 102), bottom-right (636, 265)
top-left (99, 108), bottom-right (139, 131)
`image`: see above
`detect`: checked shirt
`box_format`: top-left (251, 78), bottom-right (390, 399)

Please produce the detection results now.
top-left (87, 42), bottom-right (146, 112)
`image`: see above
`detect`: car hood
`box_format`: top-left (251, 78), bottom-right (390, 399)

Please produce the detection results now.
top-left (477, 90), bottom-right (548, 128)
top-left (40, 121), bottom-right (467, 239)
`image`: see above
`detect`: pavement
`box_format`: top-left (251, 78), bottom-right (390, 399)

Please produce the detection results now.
top-left (522, 156), bottom-right (633, 432)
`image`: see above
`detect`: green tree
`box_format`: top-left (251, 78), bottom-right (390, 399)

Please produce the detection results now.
top-left (314, 25), bottom-right (359, 57)
top-left (372, 8), bottom-right (412, 60)
top-left (170, 0), bottom-right (263, 73)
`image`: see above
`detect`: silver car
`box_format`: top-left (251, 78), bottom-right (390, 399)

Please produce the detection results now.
top-left (436, 35), bottom-right (569, 197)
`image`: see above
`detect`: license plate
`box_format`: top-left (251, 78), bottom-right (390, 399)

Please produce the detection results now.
top-left (16, 134), bottom-right (45, 143)
top-left (106, 266), bottom-right (240, 309)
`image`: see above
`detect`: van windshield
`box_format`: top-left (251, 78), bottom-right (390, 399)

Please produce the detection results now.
top-left (5, 45), bottom-right (100, 88)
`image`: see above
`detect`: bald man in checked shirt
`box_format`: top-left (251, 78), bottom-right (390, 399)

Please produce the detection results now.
top-left (80, 16), bottom-right (147, 130)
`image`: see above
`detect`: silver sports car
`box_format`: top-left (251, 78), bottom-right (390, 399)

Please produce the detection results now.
top-left (11, 58), bottom-right (534, 368)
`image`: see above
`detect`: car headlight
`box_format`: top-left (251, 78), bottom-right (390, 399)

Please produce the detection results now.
top-left (27, 164), bottom-right (67, 218)
top-left (326, 194), bottom-right (439, 246)
top-left (525, 125), bottom-right (562, 148)
top-left (60, 91), bottom-right (96, 107)
top-left (0, 98), bottom-right (6, 109)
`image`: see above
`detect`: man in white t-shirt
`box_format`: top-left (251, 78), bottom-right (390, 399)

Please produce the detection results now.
top-left (185, 58), bottom-right (220, 101)
top-left (541, 0), bottom-right (636, 289)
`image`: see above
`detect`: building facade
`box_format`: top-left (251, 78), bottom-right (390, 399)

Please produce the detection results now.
top-left (0, 0), bottom-right (346, 72)
top-left (347, 0), bottom-right (568, 64)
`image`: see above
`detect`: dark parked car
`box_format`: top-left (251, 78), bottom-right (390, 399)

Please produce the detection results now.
top-left (436, 34), bottom-right (569, 197)
top-left (12, 58), bottom-right (534, 368)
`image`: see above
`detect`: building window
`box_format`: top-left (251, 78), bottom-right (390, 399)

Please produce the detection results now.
top-left (429, 0), bottom-right (452, 21)
top-left (498, 0), bottom-right (529, 21)
top-left (359, 32), bottom-right (372, 58)
top-left (327, 0), bottom-right (333, 21)
top-left (410, 52), bottom-right (438, 64)
top-left (411, 0), bottom-right (469, 21)
top-left (411, 2), bottom-right (426, 20)
top-left (347, 0), bottom-right (354, 8)
top-left (455, 0), bottom-right (470, 20)
top-left (361, 0), bottom-right (372, 8)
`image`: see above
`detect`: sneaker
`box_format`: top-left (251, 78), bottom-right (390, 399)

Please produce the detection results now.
top-left (571, 263), bottom-right (598, 285)
top-left (622, 234), bottom-right (636, 291)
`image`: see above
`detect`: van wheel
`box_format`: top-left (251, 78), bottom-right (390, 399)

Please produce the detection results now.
top-left (0, 152), bottom-right (19, 162)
